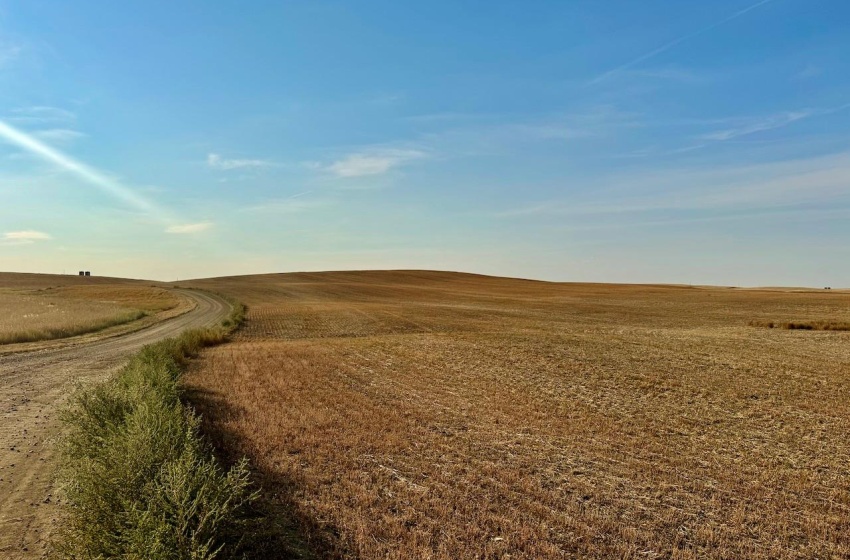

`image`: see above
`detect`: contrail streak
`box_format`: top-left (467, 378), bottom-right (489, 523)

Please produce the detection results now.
top-left (0, 119), bottom-right (167, 219)
top-left (588, 0), bottom-right (776, 85)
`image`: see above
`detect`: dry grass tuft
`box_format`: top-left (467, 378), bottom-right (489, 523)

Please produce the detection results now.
top-left (180, 271), bottom-right (850, 559)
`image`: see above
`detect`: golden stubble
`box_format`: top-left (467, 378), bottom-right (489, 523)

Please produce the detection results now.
top-left (181, 271), bottom-right (850, 559)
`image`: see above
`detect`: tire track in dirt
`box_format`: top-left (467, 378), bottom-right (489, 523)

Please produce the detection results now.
top-left (0, 290), bottom-right (230, 559)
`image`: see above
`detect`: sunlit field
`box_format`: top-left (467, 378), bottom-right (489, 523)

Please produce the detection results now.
top-left (0, 275), bottom-right (179, 345)
top-left (181, 271), bottom-right (850, 559)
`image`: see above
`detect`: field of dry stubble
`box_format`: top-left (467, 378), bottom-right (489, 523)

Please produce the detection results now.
top-left (0, 273), bottom-right (179, 344)
top-left (181, 271), bottom-right (850, 559)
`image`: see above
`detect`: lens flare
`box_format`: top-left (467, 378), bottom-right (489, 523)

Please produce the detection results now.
top-left (0, 119), bottom-right (165, 218)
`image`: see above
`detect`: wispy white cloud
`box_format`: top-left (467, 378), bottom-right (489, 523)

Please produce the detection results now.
top-left (326, 148), bottom-right (427, 177)
top-left (165, 222), bottom-right (213, 234)
top-left (328, 155), bottom-right (395, 177)
top-left (369, 92), bottom-right (405, 105)
top-left (699, 110), bottom-right (814, 141)
top-left (497, 151), bottom-right (850, 219)
top-left (617, 66), bottom-right (709, 84)
top-left (8, 106), bottom-right (76, 124)
top-left (614, 142), bottom-right (712, 159)
top-left (412, 107), bottom-right (642, 158)
top-left (207, 153), bottom-right (271, 170)
top-left (623, 104), bottom-right (850, 157)
top-left (34, 128), bottom-right (87, 144)
top-left (0, 44), bottom-right (22, 67)
top-left (588, 0), bottom-right (775, 85)
top-left (390, 108), bottom-right (641, 163)
top-left (508, 123), bottom-right (591, 141)
top-left (4, 230), bottom-right (51, 240)
top-left (550, 206), bottom-right (850, 233)
top-left (242, 192), bottom-right (332, 214)
top-left (796, 64), bottom-right (823, 80)
top-left (2, 230), bottom-right (52, 245)
top-left (402, 112), bottom-right (495, 124)
top-left (301, 161), bottom-right (323, 171)
top-left (407, 108), bottom-right (643, 131)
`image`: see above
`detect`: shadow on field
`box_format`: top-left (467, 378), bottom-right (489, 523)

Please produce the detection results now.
top-left (183, 386), bottom-right (356, 560)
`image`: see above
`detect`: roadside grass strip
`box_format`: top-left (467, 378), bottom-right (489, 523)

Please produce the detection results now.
top-left (57, 299), bottom-right (253, 559)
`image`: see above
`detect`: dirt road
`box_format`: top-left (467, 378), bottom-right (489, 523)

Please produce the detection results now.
top-left (0, 289), bottom-right (231, 559)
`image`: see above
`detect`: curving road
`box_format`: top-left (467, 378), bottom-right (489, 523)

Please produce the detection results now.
top-left (0, 289), bottom-right (231, 559)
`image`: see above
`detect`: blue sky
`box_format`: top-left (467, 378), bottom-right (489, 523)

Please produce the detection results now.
top-left (0, 0), bottom-right (849, 285)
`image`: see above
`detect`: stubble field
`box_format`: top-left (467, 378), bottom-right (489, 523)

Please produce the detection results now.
top-left (181, 271), bottom-right (850, 559)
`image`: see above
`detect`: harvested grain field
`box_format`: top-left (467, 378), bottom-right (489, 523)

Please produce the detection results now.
top-left (181, 271), bottom-right (850, 559)
top-left (0, 276), bottom-right (179, 345)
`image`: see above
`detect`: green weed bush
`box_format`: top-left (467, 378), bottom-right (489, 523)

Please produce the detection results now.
top-left (58, 302), bottom-right (252, 559)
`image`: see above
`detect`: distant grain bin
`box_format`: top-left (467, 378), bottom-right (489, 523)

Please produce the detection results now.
top-left (85, 271), bottom-right (91, 277)
top-left (78, 271), bottom-right (84, 276)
